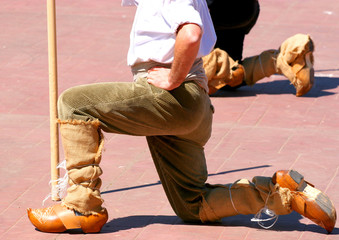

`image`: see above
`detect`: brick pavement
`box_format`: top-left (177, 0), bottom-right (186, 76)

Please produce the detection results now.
top-left (0, 0), bottom-right (338, 239)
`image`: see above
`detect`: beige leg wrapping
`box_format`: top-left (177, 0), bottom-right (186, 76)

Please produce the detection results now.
top-left (200, 177), bottom-right (292, 222)
top-left (242, 50), bottom-right (278, 86)
top-left (242, 34), bottom-right (314, 96)
top-left (58, 119), bottom-right (105, 215)
top-left (203, 48), bottom-right (243, 94)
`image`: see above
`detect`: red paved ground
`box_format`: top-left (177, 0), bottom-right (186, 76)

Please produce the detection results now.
top-left (0, 0), bottom-right (338, 239)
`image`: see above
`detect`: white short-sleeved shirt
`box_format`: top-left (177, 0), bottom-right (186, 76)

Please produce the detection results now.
top-left (122, 0), bottom-right (216, 66)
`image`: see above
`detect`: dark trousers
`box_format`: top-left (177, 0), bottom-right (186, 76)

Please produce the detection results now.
top-left (208, 0), bottom-right (260, 61)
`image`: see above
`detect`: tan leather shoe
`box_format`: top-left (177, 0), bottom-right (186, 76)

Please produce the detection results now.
top-left (276, 34), bottom-right (315, 97)
top-left (272, 170), bottom-right (336, 233)
top-left (27, 204), bottom-right (108, 233)
top-left (291, 51), bottom-right (314, 97)
top-left (228, 64), bottom-right (245, 88)
top-left (208, 64), bottom-right (245, 95)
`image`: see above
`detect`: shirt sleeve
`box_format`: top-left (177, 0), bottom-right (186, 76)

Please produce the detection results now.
top-left (162, 0), bottom-right (203, 34)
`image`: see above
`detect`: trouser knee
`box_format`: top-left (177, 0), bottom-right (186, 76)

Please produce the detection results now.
top-left (57, 86), bottom-right (91, 121)
top-left (58, 88), bottom-right (75, 120)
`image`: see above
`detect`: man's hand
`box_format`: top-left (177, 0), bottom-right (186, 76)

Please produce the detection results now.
top-left (147, 67), bottom-right (181, 91)
top-left (147, 23), bottom-right (202, 91)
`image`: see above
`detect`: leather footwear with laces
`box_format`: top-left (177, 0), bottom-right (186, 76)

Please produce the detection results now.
top-left (272, 170), bottom-right (336, 233)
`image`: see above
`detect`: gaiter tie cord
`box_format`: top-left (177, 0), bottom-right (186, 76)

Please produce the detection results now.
top-left (228, 183), bottom-right (240, 214)
top-left (229, 184), bottom-right (279, 229)
top-left (251, 190), bottom-right (279, 229)
top-left (258, 54), bottom-right (267, 78)
top-left (258, 50), bottom-right (278, 79)
top-left (42, 160), bottom-right (68, 205)
top-left (42, 160), bottom-right (101, 205)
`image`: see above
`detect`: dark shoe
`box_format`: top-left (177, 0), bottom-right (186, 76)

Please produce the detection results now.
top-left (272, 170), bottom-right (336, 233)
top-left (27, 204), bottom-right (108, 233)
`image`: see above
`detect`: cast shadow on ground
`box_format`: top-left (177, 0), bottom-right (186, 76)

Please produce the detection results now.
top-left (210, 76), bottom-right (339, 98)
top-left (98, 165), bottom-right (338, 234)
top-left (101, 165), bottom-right (271, 195)
top-left (99, 211), bottom-right (338, 235)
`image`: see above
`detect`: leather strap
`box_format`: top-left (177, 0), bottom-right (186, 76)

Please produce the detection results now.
top-left (54, 204), bottom-right (81, 229)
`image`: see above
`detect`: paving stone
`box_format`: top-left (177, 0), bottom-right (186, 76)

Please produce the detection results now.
top-left (0, 0), bottom-right (338, 239)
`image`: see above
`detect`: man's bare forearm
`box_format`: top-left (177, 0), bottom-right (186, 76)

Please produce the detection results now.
top-left (169, 23), bottom-right (202, 88)
top-left (147, 23), bottom-right (202, 90)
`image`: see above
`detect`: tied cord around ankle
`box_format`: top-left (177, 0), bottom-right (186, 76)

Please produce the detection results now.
top-left (42, 160), bottom-right (69, 205)
top-left (250, 189), bottom-right (279, 229)
top-left (228, 183), bottom-right (279, 229)
top-left (68, 163), bottom-right (100, 190)
top-left (42, 160), bottom-right (101, 206)
top-left (258, 50), bottom-right (278, 79)
top-left (229, 183), bottom-right (240, 214)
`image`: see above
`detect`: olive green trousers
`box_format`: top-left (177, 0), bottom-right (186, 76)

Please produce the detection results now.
top-left (57, 69), bottom-right (292, 221)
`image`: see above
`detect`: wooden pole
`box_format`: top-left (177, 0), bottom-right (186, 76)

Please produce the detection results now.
top-left (47, 0), bottom-right (60, 201)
